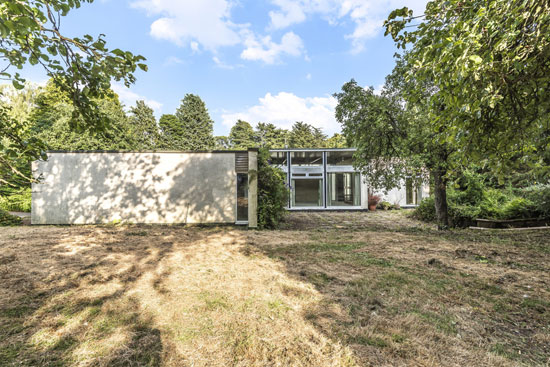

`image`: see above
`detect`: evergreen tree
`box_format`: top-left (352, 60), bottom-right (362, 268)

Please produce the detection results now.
top-left (255, 122), bottom-right (288, 148)
top-left (129, 101), bottom-right (158, 150)
top-left (326, 133), bottom-right (347, 148)
top-left (229, 120), bottom-right (256, 149)
top-left (288, 121), bottom-right (327, 148)
top-left (158, 114), bottom-right (179, 149)
top-left (214, 136), bottom-right (231, 149)
top-left (30, 82), bottom-right (136, 150)
top-left (173, 94), bottom-right (215, 150)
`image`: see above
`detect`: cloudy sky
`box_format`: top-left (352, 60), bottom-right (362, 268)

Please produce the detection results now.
top-left (19, 0), bottom-right (428, 136)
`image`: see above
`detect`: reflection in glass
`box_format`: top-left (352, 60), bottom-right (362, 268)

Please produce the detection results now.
top-left (327, 173), bottom-right (360, 206)
top-left (270, 151), bottom-right (288, 166)
top-left (237, 173), bottom-right (248, 221)
top-left (327, 151), bottom-right (354, 166)
top-left (291, 151), bottom-right (323, 166)
top-left (292, 179), bottom-right (323, 207)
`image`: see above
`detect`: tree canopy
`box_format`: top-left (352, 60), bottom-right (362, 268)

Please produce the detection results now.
top-left (229, 120), bottom-right (255, 149)
top-left (172, 94), bottom-right (215, 150)
top-left (0, 0), bottom-right (147, 129)
top-left (384, 0), bottom-right (550, 177)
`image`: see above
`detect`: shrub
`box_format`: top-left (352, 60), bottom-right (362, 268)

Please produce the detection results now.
top-left (0, 209), bottom-right (22, 226)
top-left (377, 201), bottom-right (393, 210)
top-left (518, 185), bottom-right (550, 218)
top-left (257, 149), bottom-right (288, 229)
top-left (0, 187), bottom-right (32, 212)
top-left (500, 197), bottom-right (537, 220)
top-left (412, 196), bottom-right (436, 222)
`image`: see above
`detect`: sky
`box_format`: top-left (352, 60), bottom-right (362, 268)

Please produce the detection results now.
top-left (17, 0), bottom-right (428, 136)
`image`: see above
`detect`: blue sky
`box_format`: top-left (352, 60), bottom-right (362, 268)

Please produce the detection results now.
top-left (18, 0), bottom-right (428, 136)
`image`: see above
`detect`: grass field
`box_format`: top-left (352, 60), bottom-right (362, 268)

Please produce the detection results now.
top-left (1, 211), bottom-right (549, 366)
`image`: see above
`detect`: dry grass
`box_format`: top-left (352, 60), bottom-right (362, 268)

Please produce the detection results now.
top-left (1, 211), bottom-right (549, 366)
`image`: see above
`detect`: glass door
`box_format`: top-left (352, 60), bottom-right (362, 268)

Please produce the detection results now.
top-left (291, 179), bottom-right (323, 207)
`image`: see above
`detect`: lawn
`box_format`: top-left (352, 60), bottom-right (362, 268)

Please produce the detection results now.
top-left (0, 211), bottom-right (549, 366)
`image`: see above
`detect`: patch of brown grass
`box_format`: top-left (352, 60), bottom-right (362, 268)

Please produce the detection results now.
top-left (1, 211), bottom-right (549, 366)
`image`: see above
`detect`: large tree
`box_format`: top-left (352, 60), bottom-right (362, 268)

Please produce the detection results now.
top-left (128, 100), bottom-right (158, 150)
top-left (172, 94), bottom-right (215, 150)
top-left (384, 0), bottom-right (550, 178)
top-left (254, 122), bottom-right (288, 148)
top-left (30, 81), bottom-right (136, 150)
top-left (288, 121), bottom-right (326, 148)
top-left (228, 120), bottom-right (255, 149)
top-left (335, 65), bottom-right (455, 228)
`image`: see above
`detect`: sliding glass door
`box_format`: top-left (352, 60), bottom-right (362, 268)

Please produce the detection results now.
top-left (327, 172), bottom-right (361, 207)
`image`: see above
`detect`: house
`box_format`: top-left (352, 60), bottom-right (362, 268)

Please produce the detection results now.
top-left (31, 148), bottom-right (425, 226)
top-left (269, 148), bottom-right (428, 210)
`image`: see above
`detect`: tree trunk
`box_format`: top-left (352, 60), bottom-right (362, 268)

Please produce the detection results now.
top-left (432, 168), bottom-right (449, 229)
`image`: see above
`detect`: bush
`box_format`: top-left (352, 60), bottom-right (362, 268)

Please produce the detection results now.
top-left (0, 187), bottom-right (32, 212)
top-left (257, 149), bottom-right (288, 229)
top-left (412, 196), bottom-right (436, 222)
top-left (0, 209), bottom-right (22, 226)
top-left (518, 184), bottom-right (550, 218)
top-left (377, 201), bottom-right (393, 210)
top-left (500, 197), bottom-right (537, 219)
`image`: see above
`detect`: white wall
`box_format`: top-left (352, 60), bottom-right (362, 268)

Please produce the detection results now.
top-left (32, 152), bottom-right (237, 224)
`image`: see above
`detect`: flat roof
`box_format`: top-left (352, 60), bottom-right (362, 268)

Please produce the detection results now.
top-left (269, 148), bottom-right (356, 152)
top-left (46, 149), bottom-right (256, 154)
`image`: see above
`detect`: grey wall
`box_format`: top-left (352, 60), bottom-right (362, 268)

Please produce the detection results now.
top-left (32, 152), bottom-right (238, 224)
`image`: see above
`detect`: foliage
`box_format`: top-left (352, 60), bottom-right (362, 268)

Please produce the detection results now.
top-left (0, 187), bottom-right (31, 212)
top-left (518, 185), bottom-right (550, 218)
top-left (170, 94), bottom-right (215, 150)
top-left (158, 114), bottom-right (178, 149)
top-left (229, 120), bottom-right (255, 149)
top-left (0, 102), bottom-right (46, 187)
top-left (0, 0), bottom-right (147, 130)
top-left (377, 201), bottom-right (400, 211)
top-left (128, 100), bottom-right (158, 150)
top-left (29, 82), bottom-right (136, 150)
top-left (214, 136), bottom-right (230, 149)
top-left (257, 148), bottom-right (288, 229)
top-left (0, 83), bottom-right (42, 122)
top-left (325, 133), bottom-right (347, 148)
top-left (255, 122), bottom-right (288, 148)
top-left (288, 122), bottom-right (327, 148)
top-left (0, 209), bottom-right (21, 226)
top-left (385, 0), bottom-right (550, 178)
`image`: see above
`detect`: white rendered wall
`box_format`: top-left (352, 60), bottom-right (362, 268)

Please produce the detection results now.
top-left (32, 152), bottom-right (237, 224)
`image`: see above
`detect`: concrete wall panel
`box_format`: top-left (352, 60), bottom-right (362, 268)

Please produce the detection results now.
top-left (32, 152), bottom-right (237, 224)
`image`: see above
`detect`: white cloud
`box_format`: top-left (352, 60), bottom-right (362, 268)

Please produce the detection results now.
top-left (112, 83), bottom-right (163, 112)
top-left (306, 73), bottom-right (312, 80)
top-left (131, 0), bottom-right (242, 50)
top-left (241, 31), bottom-right (305, 64)
top-left (221, 91), bottom-right (339, 134)
top-left (163, 56), bottom-right (185, 66)
top-left (267, 0), bottom-right (428, 53)
top-left (212, 56), bottom-right (242, 69)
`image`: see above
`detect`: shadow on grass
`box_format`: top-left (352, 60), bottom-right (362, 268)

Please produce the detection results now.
top-left (0, 225), bottom-right (174, 367)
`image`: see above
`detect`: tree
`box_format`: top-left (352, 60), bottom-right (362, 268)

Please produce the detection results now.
top-left (0, 102), bottom-right (46, 187)
top-left (229, 120), bottom-right (256, 149)
top-left (158, 114), bottom-right (179, 149)
top-left (128, 100), bottom-right (158, 150)
top-left (288, 122), bottom-right (327, 148)
top-left (30, 81), bottom-right (136, 150)
top-left (0, 0), bottom-right (147, 129)
top-left (384, 0), bottom-right (550, 178)
top-left (335, 71), bottom-right (455, 228)
top-left (257, 148), bottom-right (288, 229)
top-left (254, 122), bottom-right (288, 148)
top-left (214, 136), bottom-right (230, 149)
top-left (172, 94), bottom-right (215, 150)
top-left (0, 82), bottom-right (43, 123)
top-left (326, 133), bottom-right (347, 148)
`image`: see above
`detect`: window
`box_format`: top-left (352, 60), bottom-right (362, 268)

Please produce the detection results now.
top-left (327, 173), bottom-right (361, 206)
top-left (237, 173), bottom-right (248, 221)
top-left (269, 151), bottom-right (288, 166)
top-left (326, 151), bottom-right (353, 166)
top-left (291, 179), bottom-right (323, 207)
top-left (291, 151), bottom-right (323, 166)
top-left (405, 178), bottom-right (418, 205)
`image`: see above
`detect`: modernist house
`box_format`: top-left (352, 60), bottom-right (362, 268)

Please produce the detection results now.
top-left (269, 148), bottom-right (426, 210)
top-left (31, 148), bottom-right (425, 226)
